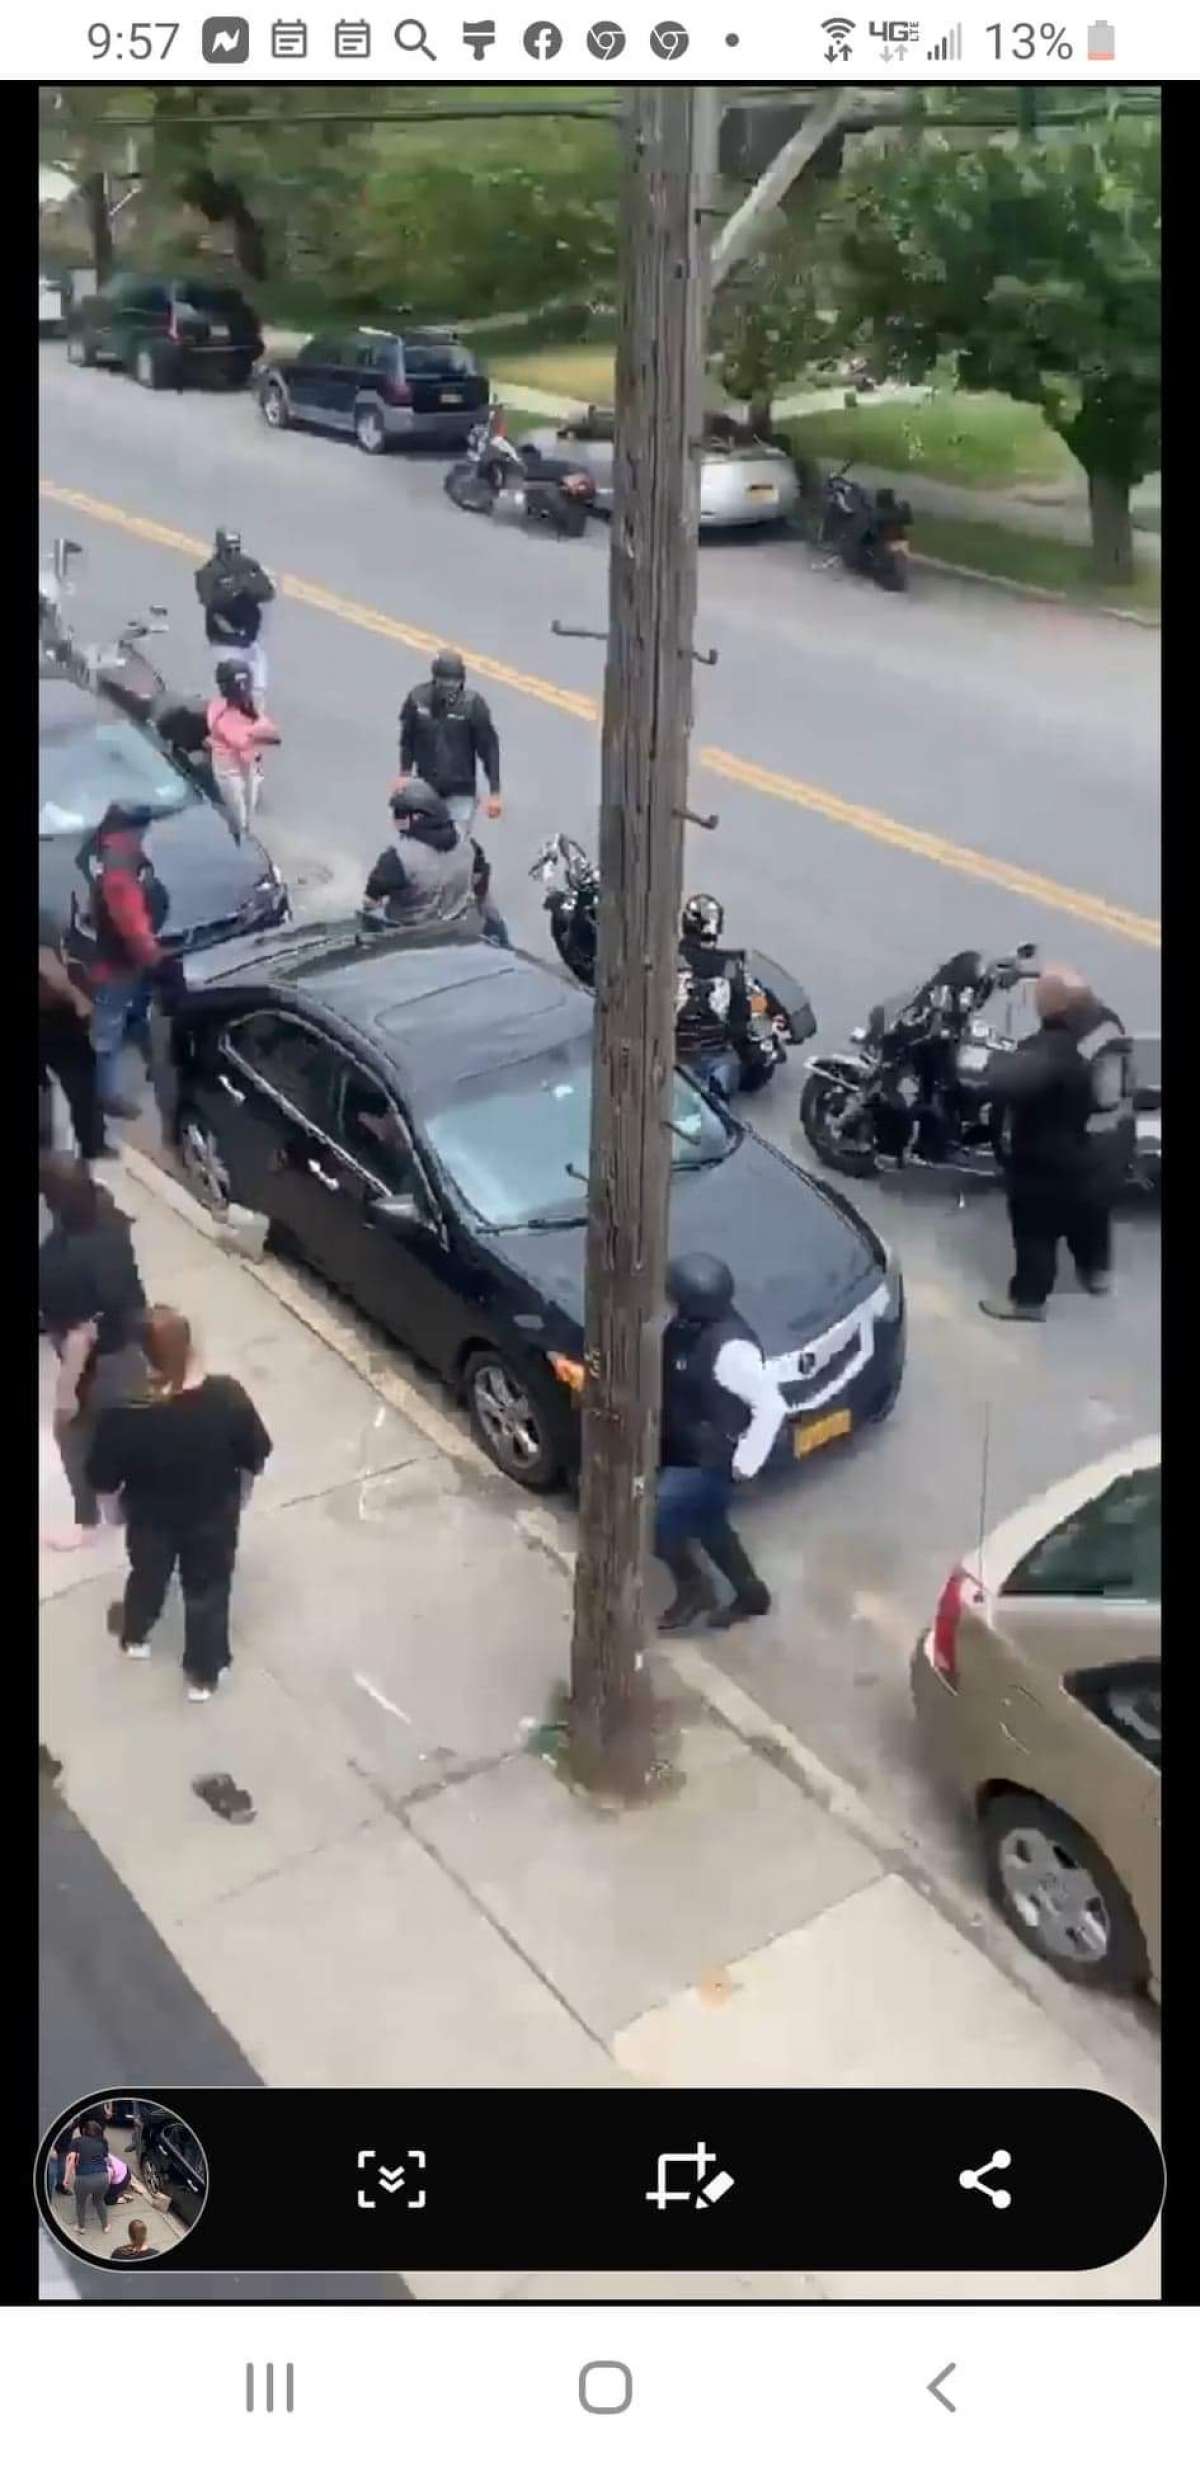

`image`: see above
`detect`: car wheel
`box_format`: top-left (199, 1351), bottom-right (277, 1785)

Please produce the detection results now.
top-left (134, 343), bottom-right (169, 390)
top-left (140, 2150), bottom-right (166, 2200)
top-left (354, 403), bottom-right (388, 455)
top-left (66, 330), bottom-right (95, 368)
top-left (980, 1791), bottom-right (1149, 1990)
top-left (260, 380), bottom-right (290, 430)
top-left (178, 1112), bottom-right (234, 1217)
top-left (464, 1348), bottom-right (562, 1491)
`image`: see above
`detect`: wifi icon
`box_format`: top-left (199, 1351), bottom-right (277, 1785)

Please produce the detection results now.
top-left (822, 15), bottom-right (855, 58)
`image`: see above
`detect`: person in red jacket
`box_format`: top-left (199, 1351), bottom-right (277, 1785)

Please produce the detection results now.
top-left (67, 803), bottom-right (169, 1122)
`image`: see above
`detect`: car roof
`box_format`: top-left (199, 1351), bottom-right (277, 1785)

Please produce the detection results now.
top-left (188, 932), bottom-right (595, 1104)
top-left (970, 1433), bottom-right (1161, 1597)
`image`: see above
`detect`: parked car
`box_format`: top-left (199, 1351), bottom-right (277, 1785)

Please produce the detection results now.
top-left (39, 675), bottom-right (288, 953)
top-left (132, 2106), bottom-right (208, 2227)
top-left (912, 1436), bottom-right (1160, 1996)
top-left (522, 407), bottom-right (802, 529)
top-left (257, 326), bottom-right (491, 454)
top-left (66, 274), bottom-right (262, 390)
top-left (166, 926), bottom-right (905, 1490)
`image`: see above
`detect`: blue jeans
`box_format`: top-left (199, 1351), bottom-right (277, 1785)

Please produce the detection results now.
top-left (446, 796), bottom-right (511, 947)
top-left (654, 1463), bottom-right (733, 1556)
top-left (90, 979), bottom-right (141, 1105)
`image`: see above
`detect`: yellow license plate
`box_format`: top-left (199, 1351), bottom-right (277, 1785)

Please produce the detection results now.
top-left (794, 1408), bottom-right (852, 1459)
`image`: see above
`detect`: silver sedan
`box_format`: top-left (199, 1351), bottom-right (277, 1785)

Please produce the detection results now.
top-left (521, 410), bottom-right (801, 531)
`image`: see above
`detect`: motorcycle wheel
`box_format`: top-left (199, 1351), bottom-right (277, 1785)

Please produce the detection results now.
top-left (800, 1074), bottom-right (879, 1178)
top-left (872, 548), bottom-right (909, 593)
top-left (444, 467), bottom-right (489, 514)
top-left (737, 1049), bottom-right (777, 1095)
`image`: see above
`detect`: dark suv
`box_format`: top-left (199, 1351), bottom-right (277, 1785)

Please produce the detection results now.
top-left (257, 326), bottom-right (490, 454)
top-left (132, 2106), bottom-right (209, 2227)
top-left (66, 274), bottom-right (262, 390)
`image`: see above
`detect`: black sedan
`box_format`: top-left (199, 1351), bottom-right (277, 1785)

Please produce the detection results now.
top-left (166, 925), bottom-right (906, 1489)
top-left (132, 2106), bottom-right (209, 2229)
top-left (39, 676), bottom-right (288, 952)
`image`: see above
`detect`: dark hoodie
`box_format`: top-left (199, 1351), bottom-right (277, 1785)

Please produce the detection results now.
top-left (987, 993), bottom-right (1133, 1195)
top-left (398, 680), bottom-right (500, 799)
top-left (195, 547), bottom-right (274, 648)
top-left (365, 802), bottom-right (480, 933)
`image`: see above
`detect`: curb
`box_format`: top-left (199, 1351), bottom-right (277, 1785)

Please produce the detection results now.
top-left (909, 549), bottom-right (1161, 628)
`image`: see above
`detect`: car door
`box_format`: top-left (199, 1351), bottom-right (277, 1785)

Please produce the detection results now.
top-left (321, 334), bottom-right (363, 432)
top-left (196, 1009), bottom-right (341, 1224)
top-left (285, 335), bottom-right (341, 427)
top-left (304, 1054), bottom-right (463, 1367)
top-left (122, 279), bottom-right (170, 366)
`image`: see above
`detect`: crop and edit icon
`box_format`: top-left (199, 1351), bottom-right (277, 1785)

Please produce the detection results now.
top-left (201, 14), bottom-right (250, 59)
top-left (1087, 17), bottom-right (1115, 56)
top-left (334, 17), bottom-right (371, 53)
top-left (523, 18), bottom-right (564, 55)
top-left (588, 19), bottom-right (626, 56)
top-left (822, 16), bottom-right (855, 61)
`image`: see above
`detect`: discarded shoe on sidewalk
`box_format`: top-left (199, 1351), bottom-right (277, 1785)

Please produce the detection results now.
top-left (193, 1771), bottom-right (256, 1824)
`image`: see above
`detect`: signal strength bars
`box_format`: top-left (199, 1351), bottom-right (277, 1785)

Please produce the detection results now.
top-left (927, 21), bottom-right (962, 55)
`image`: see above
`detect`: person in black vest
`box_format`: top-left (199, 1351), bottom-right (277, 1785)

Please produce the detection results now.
top-left (397, 650), bottom-right (509, 945)
top-left (654, 1254), bottom-right (785, 1633)
top-left (981, 964), bottom-right (1134, 1321)
top-left (39, 1155), bottom-right (148, 1551)
top-left (364, 781), bottom-right (481, 938)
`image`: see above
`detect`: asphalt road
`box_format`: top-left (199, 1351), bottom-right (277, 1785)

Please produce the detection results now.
top-left (39, 348), bottom-right (1161, 2112)
top-left (39, 1778), bottom-right (410, 2303)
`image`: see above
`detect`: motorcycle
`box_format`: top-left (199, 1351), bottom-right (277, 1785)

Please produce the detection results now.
top-left (529, 833), bottom-right (817, 1097)
top-left (801, 944), bottom-right (1162, 1197)
top-left (814, 462), bottom-right (913, 592)
top-left (444, 408), bottom-right (596, 538)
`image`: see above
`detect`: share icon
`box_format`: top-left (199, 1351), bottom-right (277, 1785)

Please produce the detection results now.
top-left (958, 2148), bottom-right (1012, 2209)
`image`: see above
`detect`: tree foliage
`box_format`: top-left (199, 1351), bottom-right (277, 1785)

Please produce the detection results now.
top-left (709, 204), bottom-right (836, 430)
top-left (837, 117), bottom-right (1160, 578)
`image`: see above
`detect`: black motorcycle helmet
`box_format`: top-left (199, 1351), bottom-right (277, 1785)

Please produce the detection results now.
top-left (682, 892), bottom-right (724, 947)
top-left (215, 655), bottom-right (253, 699)
top-left (666, 1254), bottom-right (735, 1323)
top-left (96, 800), bottom-right (157, 840)
top-left (214, 527), bottom-right (241, 558)
top-left (390, 778), bottom-right (452, 830)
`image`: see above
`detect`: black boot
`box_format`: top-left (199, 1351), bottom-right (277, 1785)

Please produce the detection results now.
top-left (703, 1521), bottom-right (772, 1630)
top-left (656, 1543), bottom-right (716, 1634)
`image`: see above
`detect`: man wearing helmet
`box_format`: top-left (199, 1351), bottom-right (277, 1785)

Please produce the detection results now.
top-left (677, 893), bottom-right (753, 1079)
top-left (654, 1254), bottom-right (785, 1633)
top-left (397, 651), bottom-right (508, 944)
top-left (194, 528), bottom-right (275, 696)
top-left (363, 780), bottom-right (482, 939)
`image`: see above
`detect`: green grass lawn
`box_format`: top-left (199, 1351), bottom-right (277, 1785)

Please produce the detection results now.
top-left (487, 343), bottom-right (616, 400)
top-left (914, 512), bottom-right (1160, 614)
top-left (785, 391), bottom-right (1078, 494)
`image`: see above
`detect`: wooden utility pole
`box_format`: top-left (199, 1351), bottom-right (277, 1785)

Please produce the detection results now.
top-left (567, 86), bottom-right (707, 1795)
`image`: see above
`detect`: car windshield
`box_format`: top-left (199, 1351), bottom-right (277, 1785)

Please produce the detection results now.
top-left (423, 1035), bottom-right (736, 1230)
top-left (39, 716), bottom-right (193, 837)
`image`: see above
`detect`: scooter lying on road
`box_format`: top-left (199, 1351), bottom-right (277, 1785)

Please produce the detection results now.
top-left (801, 944), bottom-right (1162, 1197)
top-left (530, 833), bottom-right (817, 1097)
top-left (444, 408), bottom-right (596, 538)
top-left (812, 463), bottom-right (913, 592)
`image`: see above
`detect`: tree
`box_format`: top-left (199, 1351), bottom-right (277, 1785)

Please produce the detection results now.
top-left (710, 212), bottom-right (832, 434)
top-left (838, 118), bottom-right (1160, 581)
top-left (39, 87), bottom-right (139, 282)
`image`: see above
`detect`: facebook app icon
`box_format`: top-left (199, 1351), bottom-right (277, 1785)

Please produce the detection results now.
top-left (523, 20), bottom-right (564, 56)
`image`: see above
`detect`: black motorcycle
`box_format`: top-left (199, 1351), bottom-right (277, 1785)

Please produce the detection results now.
top-left (445, 408), bottom-right (596, 538)
top-left (801, 946), bottom-right (1041, 1179)
top-left (530, 833), bottom-right (816, 1097)
top-left (815, 462), bottom-right (913, 592)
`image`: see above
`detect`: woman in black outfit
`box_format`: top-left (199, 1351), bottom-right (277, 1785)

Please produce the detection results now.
top-left (39, 1156), bottom-right (148, 1550)
top-left (88, 1306), bottom-right (272, 1702)
top-left (66, 2117), bottom-right (112, 2234)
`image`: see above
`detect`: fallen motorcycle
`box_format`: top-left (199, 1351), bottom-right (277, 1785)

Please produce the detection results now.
top-left (445, 408), bottom-right (595, 538)
top-left (801, 944), bottom-right (1161, 1197)
top-left (530, 833), bottom-right (816, 1097)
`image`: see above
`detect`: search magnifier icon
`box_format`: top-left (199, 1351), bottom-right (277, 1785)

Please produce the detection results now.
top-left (394, 16), bottom-right (436, 55)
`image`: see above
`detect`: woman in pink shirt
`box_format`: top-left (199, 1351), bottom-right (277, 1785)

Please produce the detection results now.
top-left (206, 657), bottom-right (281, 830)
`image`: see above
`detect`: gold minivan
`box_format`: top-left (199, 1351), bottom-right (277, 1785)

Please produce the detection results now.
top-left (911, 1436), bottom-right (1160, 1995)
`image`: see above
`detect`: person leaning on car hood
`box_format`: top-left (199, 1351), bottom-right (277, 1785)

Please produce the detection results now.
top-left (363, 779), bottom-right (481, 939)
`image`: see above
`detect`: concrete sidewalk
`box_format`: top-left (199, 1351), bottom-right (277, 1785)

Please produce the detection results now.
top-left (38, 1151), bottom-right (1159, 2300)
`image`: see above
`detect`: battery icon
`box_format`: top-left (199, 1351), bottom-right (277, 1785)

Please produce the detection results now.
top-left (1087, 18), bottom-right (1115, 57)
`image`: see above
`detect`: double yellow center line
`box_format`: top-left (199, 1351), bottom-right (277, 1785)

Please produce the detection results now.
top-left (41, 479), bottom-right (1160, 952)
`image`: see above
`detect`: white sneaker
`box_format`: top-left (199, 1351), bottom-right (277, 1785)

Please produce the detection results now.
top-left (187, 1684), bottom-right (213, 1704)
top-left (122, 1643), bottom-right (151, 1662)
